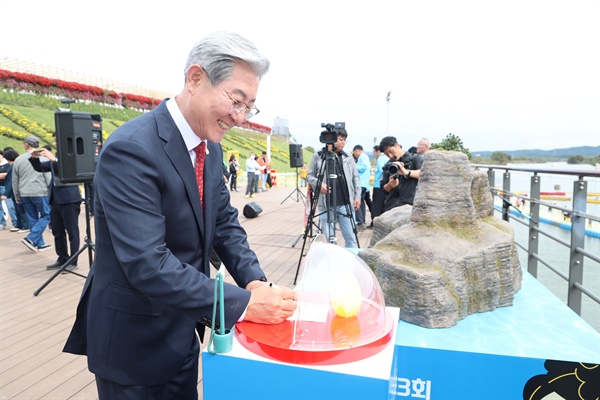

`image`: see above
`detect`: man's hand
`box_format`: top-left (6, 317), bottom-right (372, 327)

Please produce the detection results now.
top-left (397, 162), bottom-right (408, 176)
top-left (29, 149), bottom-right (40, 158)
top-left (39, 148), bottom-right (56, 162)
top-left (386, 175), bottom-right (400, 191)
top-left (244, 284), bottom-right (297, 324)
top-left (320, 183), bottom-right (328, 195)
top-left (353, 199), bottom-right (361, 211)
top-left (245, 279), bottom-right (267, 291)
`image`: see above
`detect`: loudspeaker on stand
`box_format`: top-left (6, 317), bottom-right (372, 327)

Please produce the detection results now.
top-left (289, 144), bottom-right (303, 168)
top-left (54, 111), bottom-right (102, 184)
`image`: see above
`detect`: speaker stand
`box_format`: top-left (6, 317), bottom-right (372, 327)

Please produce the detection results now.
top-left (33, 182), bottom-right (94, 296)
top-left (281, 168), bottom-right (306, 206)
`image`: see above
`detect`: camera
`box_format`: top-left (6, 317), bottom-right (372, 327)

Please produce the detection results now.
top-left (384, 162), bottom-right (401, 180)
top-left (32, 150), bottom-right (41, 157)
top-left (386, 164), bottom-right (399, 175)
top-left (319, 122), bottom-right (345, 144)
top-left (320, 123), bottom-right (337, 144)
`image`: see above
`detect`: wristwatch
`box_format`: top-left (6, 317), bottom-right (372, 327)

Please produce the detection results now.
top-left (407, 170), bottom-right (412, 177)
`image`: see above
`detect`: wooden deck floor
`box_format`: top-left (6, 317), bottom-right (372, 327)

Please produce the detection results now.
top-left (0, 185), bottom-right (373, 399)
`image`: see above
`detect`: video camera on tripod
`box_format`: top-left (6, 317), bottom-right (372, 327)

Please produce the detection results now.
top-left (320, 122), bottom-right (346, 146)
top-left (293, 122), bottom-right (360, 283)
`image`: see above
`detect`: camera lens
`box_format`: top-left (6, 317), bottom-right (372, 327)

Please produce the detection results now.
top-left (388, 164), bottom-right (398, 174)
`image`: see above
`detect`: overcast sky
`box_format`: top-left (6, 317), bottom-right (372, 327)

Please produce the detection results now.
top-left (2, 0), bottom-right (599, 153)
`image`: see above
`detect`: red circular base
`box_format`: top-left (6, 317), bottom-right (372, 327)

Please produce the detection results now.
top-left (235, 308), bottom-right (395, 365)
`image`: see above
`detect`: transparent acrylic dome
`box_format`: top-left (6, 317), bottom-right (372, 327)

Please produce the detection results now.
top-left (291, 239), bottom-right (390, 350)
top-left (235, 238), bottom-right (394, 365)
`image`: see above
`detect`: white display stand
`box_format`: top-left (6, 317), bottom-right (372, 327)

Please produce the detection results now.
top-left (203, 308), bottom-right (400, 400)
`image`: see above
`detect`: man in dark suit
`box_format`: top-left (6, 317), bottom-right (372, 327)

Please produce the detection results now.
top-left (29, 145), bottom-right (81, 272)
top-left (63, 32), bottom-right (297, 399)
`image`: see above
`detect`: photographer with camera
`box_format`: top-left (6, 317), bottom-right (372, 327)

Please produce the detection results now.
top-left (307, 125), bottom-right (361, 248)
top-left (379, 136), bottom-right (423, 213)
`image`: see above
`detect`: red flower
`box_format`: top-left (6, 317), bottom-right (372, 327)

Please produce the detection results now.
top-left (0, 68), bottom-right (161, 110)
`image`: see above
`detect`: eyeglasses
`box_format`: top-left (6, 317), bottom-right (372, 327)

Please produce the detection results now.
top-left (222, 88), bottom-right (260, 120)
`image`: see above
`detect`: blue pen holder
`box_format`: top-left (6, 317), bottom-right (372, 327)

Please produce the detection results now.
top-left (208, 272), bottom-right (234, 354)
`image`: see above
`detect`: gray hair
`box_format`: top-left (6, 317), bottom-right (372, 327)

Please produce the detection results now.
top-left (418, 137), bottom-right (431, 149)
top-left (184, 31), bottom-right (270, 85)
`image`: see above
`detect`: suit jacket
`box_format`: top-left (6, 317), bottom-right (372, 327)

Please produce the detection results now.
top-left (63, 100), bottom-right (265, 386)
top-left (29, 158), bottom-right (81, 204)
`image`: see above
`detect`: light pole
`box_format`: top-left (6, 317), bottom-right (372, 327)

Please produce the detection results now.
top-left (386, 91), bottom-right (391, 134)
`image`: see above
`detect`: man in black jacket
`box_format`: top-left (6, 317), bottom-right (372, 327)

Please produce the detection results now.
top-left (379, 136), bottom-right (423, 213)
top-left (30, 145), bottom-right (81, 271)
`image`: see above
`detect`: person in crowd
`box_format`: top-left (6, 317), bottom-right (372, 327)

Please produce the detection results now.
top-left (228, 154), bottom-right (239, 191)
top-left (12, 136), bottom-right (52, 251)
top-left (29, 144), bottom-right (81, 272)
top-left (63, 31), bottom-right (296, 400)
top-left (221, 160), bottom-right (231, 184)
top-left (379, 136), bottom-right (423, 213)
top-left (0, 150), bottom-right (10, 230)
top-left (299, 161), bottom-right (309, 187)
top-left (245, 152), bottom-right (261, 198)
top-left (265, 153), bottom-right (273, 188)
top-left (257, 151), bottom-right (269, 192)
top-left (0, 149), bottom-right (29, 232)
top-left (2, 147), bottom-right (19, 231)
top-left (417, 137), bottom-right (431, 155)
top-left (307, 129), bottom-right (361, 248)
top-left (352, 144), bottom-right (372, 230)
top-left (370, 145), bottom-right (389, 226)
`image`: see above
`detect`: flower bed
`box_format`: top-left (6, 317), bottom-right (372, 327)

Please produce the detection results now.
top-left (0, 69), bottom-right (161, 111)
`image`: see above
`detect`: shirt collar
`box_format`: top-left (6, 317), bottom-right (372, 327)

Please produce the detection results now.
top-left (166, 97), bottom-right (205, 152)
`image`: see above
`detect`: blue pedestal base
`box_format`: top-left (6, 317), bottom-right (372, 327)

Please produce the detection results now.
top-left (202, 271), bottom-right (599, 400)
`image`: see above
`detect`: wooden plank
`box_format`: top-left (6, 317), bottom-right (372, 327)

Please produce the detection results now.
top-left (0, 186), bottom-right (374, 399)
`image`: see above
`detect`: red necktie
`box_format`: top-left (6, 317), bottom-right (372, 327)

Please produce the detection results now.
top-left (194, 142), bottom-right (206, 210)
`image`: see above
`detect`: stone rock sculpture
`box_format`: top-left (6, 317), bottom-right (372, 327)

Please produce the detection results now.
top-left (360, 150), bottom-right (522, 328)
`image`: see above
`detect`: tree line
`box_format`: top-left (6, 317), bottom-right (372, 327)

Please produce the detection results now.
top-left (428, 133), bottom-right (598, 166)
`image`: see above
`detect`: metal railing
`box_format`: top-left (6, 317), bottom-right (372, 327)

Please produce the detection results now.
top-left (471, 164), bottom-right (600, 317)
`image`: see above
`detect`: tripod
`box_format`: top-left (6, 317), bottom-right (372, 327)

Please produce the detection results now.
top-left (291, 185), bottom-right (319, 248)
top-left (293, 145), bottom-right (359, 284)
top-left (33, 182), bottom-right (94, 296)
top-left (281, 167), bottom-right (307, 206)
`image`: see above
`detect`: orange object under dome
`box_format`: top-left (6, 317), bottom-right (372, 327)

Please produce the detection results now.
top-left (236, 240), bottom-right (395, 365)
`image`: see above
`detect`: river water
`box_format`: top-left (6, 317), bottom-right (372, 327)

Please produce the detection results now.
top-left (488, 161), bottom-right (600, 215)
top-left (487, 162), bottom-right (599, 332)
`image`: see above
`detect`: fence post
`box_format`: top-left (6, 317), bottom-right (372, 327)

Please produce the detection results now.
top-left (528, 174), bottom-right (541, 277)
top-left (568, 178), bottom-right (587, 315)
top-left (502, 171), bottom-right (511, 222)
top-left (487, 169), bottom-right (495, 189)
